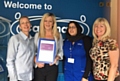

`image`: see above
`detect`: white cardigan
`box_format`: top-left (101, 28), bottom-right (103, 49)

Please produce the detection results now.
top-left (34, 33), bottom-right (63, 65)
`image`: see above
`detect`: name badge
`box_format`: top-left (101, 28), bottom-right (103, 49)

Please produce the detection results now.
top-left (68, 58), bottom-right (74, 63)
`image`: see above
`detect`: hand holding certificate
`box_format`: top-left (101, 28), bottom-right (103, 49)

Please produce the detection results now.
top-left (36, 38), bottom-right (56, 63)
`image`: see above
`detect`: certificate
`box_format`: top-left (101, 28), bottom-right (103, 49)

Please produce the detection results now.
top-left (36, 38), bottom-right (56, 63)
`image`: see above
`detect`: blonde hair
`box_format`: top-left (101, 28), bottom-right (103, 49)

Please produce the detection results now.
top-left (38, 13), bottom-right (60, 40)
top-left (19, 16), bottom-right (30, 24)
top-left (92, 18), bottom-right (111, 43)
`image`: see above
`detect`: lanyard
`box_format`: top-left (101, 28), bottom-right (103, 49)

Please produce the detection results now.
top-left (69, 42), bottom-right (74, 58)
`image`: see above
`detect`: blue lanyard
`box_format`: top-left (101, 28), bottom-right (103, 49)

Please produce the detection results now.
top-left (69, 42), bottom-right (74, 58)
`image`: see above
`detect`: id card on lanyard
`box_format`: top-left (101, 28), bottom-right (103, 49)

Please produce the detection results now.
top-left (67, 42), bottom-right (75, 63)
top-left (68, 58), bottom-right (74, 63)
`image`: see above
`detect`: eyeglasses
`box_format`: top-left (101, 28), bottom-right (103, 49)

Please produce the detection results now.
top-left (68, 26), bottom-right (76, 29)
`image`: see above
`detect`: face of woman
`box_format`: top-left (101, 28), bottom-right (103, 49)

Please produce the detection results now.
top-left (44, 16), bottom-right (54, 30)
top-left (19, 18), bottom-right (31, 33)
top-left (94, 22), bottom-right (106, 38)
top-left (68, 23), bottom-right (77, 36)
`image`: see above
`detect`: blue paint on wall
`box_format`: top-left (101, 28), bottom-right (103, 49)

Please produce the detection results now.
top-left (0, 0), bottom-right (110, 81)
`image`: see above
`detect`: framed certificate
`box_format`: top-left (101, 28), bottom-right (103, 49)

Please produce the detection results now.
top-left (36, 38), bottom-right (56, 63)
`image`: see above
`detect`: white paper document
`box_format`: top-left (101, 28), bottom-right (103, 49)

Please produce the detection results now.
top-left (37, 38), bottom-right (56, 63)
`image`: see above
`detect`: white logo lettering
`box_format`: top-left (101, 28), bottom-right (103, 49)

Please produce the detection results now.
top-left (4, 1), bottom-right (42, 10)
top-left (10, 12), bottom-right (90, 36)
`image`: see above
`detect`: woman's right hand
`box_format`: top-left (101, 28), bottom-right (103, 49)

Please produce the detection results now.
top-left (36, 62), bottom-right (44, 68)
top-left (34, 56), bottom-right (44, 68)
top-left (81, 78), bottom-right (88, 81)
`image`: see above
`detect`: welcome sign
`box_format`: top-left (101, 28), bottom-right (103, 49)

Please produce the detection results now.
top-left (0, 0), bottom-right (110, 37)
top-left (0, 0), bottom-right (110, 81)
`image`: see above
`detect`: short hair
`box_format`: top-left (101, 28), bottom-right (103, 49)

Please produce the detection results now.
top-left (19, 16), bottom-right (30, 24)
top-left (38, 13), bottom-right (60, 40)
top-left (92, 18), bottom-right (111, 42)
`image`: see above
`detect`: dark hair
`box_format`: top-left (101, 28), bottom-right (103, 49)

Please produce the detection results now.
top-left (67, 21), bottom-right (82, 36)
top-left (66, 21), bottom-right (85, 42)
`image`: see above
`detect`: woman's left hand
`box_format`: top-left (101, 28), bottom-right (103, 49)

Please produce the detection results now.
top-left (81, 78), bottom-right (88, 81)
top-left (49, 56), bottom-right (60, 66)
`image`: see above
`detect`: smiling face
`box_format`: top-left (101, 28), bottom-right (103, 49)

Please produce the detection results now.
top-left (68, 23), bottom-right (77, 36)
top-left (94, 22), bottom-right (106, 39)
top-left (19, 17), bottom-right (31, 33)
top-left (44, 16), bottom-right (54, 31)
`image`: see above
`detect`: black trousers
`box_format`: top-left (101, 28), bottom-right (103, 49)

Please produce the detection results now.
top-left (33, 64), bottom-right (58, 81)
top-left (94, 79), bottom-right (107, 81)
top-left (94, 78), bottom-right (117, 81)
top-left (18, 80), bottom-right (33, 81)
top-left (8, 77), bottom-right (33, 81)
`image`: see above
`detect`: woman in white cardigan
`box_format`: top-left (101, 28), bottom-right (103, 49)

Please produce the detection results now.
top-left (33, 13), bottom-right (63, 81)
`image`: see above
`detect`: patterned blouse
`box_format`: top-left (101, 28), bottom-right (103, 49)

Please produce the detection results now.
top-left (89, 38), bottom-right (119, 80)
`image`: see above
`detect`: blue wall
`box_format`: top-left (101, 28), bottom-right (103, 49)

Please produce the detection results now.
top-left (0, 0), bottom-right (110, 81)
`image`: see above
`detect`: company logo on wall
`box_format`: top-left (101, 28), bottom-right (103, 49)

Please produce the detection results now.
top-left (10, 12), bottom-right (90, 36)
